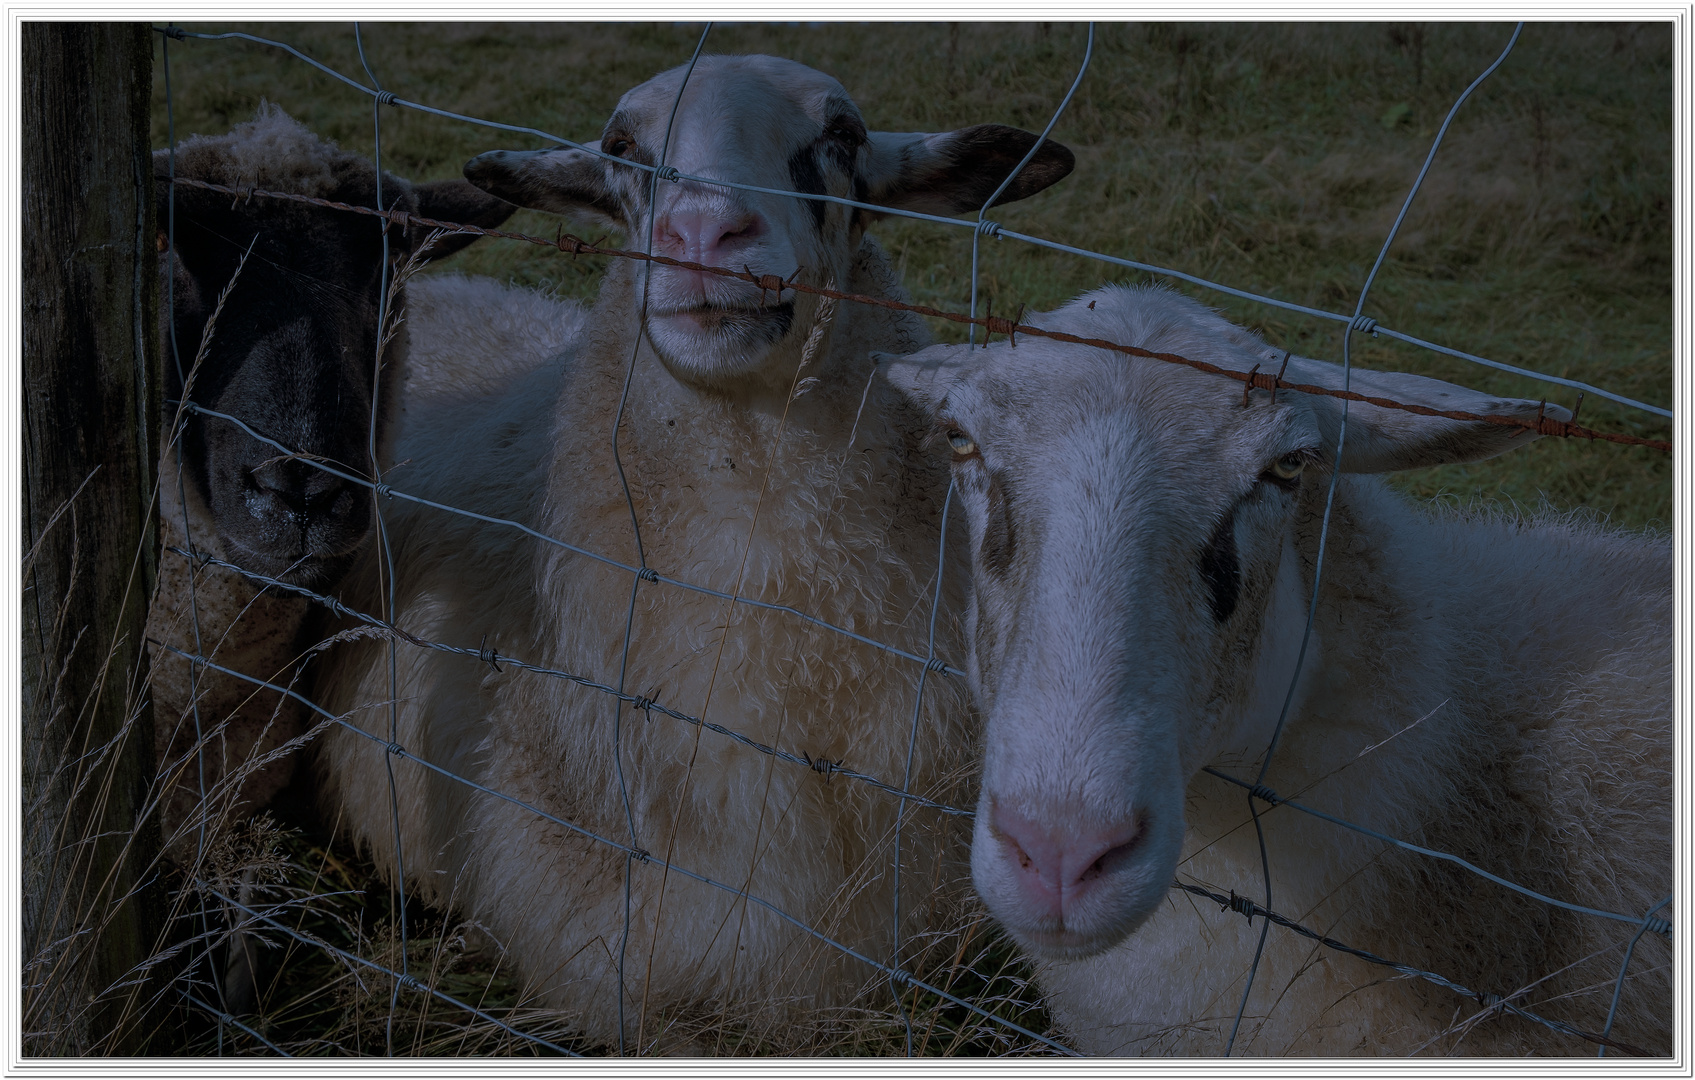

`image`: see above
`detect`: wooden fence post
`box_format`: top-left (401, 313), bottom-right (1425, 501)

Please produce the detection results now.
top-left (20, 21), bottom-right (162, 1055)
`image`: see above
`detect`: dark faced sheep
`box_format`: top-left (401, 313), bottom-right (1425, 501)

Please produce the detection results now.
top-left (147, 105), bottom-right (514, 854)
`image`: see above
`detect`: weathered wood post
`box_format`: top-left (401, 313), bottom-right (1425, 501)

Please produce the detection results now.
top-left (21, 22), bottom-right (162, 1055)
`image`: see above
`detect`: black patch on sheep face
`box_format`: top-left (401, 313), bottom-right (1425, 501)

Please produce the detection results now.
top-left (159, 151), bottom-right (511, 591)
top-left (787, 144), bottom-right (829, 230)
top-left (980, 472), bottom-right (1020, 580)
top-left (788, 110), bottom-right (867, 232)
top-left (1197, 505), bottom-right (1240, 623)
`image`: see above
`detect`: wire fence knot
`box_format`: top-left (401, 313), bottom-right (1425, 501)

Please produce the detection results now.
top-left (374, 90), bottom-right (398, 107)
top-left (385, 741), bottom-right (406, 758)
top-left (629, 695), bottom-right (655, 715)
top-left (396, 972), bottom-right (425, 992)
top-left (1223, 889), bottom-right (1257, 922)
top-left (635, 566), bottom-right (659, 583)
top-left (653, 165), bottom-right (682, 183)
top-left (477, 634), bottom-right (502, 673)
top-left (373, 482), bottom-right (393, 500)
top-left (1249, 783), bottom-right (1281, 805)
top-left (630, 847), bottom-right (653, 864)
top-left (1350, 315), bottom-right (1379, 336)
top-left (975, 218), bottom-right (1004, 239)
top-left (923, 657), bottom-right (949, 675)
top-left (157, 25), bottom-right (187, 40)
top-left (803, 753), bottom-right (839, 778)
top-left (1642, 915), bottom-right (1673, 937)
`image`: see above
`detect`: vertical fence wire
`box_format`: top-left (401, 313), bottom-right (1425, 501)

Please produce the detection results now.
top-left (351, 22), bottom-right (412, 1056)
top-left (889, 480), bottom-right (956, 1055)
top-left (141, 22), bottom-right (1669, 1057)
top-left (610, 24), bottom-right (712, 1054)
top-left (1222, 21), bottom-right (1526, 1055)
top-left (967, 23), bottom-right (1093, 346)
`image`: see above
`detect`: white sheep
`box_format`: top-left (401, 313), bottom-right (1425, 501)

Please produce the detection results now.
top-left (879, 284), bottom-right (1671, 1055)
top-left (147, 106), bottom-right (515, 851)
top-left (312, 55), bottom-right (1074, 1048)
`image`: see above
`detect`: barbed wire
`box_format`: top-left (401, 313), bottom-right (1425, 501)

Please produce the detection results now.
top-left (1200, 767), bottom-right (1672, 935)
top-left (201, 886), bottom-right (586, 1057)
top-left (164, 398), bottom-right (966, 678)
top-left (165, 176), bottom-right (1672, 454)
top-left (1172, 881), bottom-right (1653, 1057)
top-left (157, 541), bottom-right (1671, 941)
top-left (160, 543), bottom-right (974, 817)
top-left (149, 23), bottom-right (1673, 423)
top-left (147, 21), bottom-right (1672, 1058)
top-left (153, 637), bottom-right (1662, 1060)
top-left (156, 644), bottom-right (1078, 1057)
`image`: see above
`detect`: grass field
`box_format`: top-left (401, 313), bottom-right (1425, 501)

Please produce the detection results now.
top-left (140, 21), bottom-right (1675, 1055)
top-left (154, 21), bottom-right (1673, 527)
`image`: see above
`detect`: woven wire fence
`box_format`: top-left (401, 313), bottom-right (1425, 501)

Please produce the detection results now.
top-left (137, 21), bottom-right (1672, 1058)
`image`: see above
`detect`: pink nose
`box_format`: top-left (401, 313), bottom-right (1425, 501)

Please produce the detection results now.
top-left (991, 804), bottom-right (1145, 919)
top-left (657, 209), bottom-right (763, 266)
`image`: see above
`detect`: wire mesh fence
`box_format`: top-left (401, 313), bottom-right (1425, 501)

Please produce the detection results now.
top-left (73, 20), bottom-right (1675, 1057)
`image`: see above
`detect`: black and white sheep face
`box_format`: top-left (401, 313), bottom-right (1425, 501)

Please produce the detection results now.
top-left (880, 284), bottom-right (1567, 961)
top-left (463, 53), bottom-right (1073, 392)
top-left (161, 110), bottom-right (513, 589)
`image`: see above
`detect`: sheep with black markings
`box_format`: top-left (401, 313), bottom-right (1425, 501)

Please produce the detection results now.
top-left (147, 104), bottom-right (514, 850)
top-left (313, 55), bottom-right (1074, 1047)
top-left (879, 283), bottom-right (1671, 1055)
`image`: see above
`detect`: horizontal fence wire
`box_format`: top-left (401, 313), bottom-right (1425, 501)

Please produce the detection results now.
top-left (169, 176), bottom-right (1670, 454)
top-left (148, 22), bottom-right (1671, 1057)
top-left (1171, 881), bottom-right (1653, 1057)
top-left (155, 644), bottom-right (1079, 1057)
top-left (151, 24), bottom-right (1674, 424)
top-left (155, 637), bottom-right (1656, 1059)
top-left (162, 544), bottom-right (974, 818)
top-left (202, 887), bottom-right (585, 1057)
top-left (164, 398), bottom-right (966, 677)
top-left (159, 541), bottom-right (1668, 937)
top-left (177, 989), bottom-right (293, 1056)
top-left (1201, 767), bottom-right (1673, 936)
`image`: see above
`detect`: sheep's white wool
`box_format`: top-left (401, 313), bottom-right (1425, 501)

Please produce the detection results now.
top-left (171, 101), bottom-right (355, 197)
top-left (311, 55), bottom-right (1080, 1047)
top-left (315, 246), bottom-right (975, 1046)
top-left (880, 284), bottom-right (1671, 1056)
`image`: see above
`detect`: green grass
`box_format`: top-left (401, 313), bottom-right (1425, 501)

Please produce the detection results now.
top-left (144, 21), bottom-right (1674, 1054)
top-left (152, 21), bottom-right (1672, 528)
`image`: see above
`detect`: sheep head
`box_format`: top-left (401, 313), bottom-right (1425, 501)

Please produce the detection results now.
top-left (159, 105), bottom-right (514, 589)
top-left (463, 54), bottom-right (1073, 396)
top-left (877, 284), bottom-right (1567, 960)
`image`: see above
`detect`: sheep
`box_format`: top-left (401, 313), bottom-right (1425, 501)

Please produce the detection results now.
top-left (309, 53), bottom-right (1074, 1048)
top-left (147, 104), bottom-right (515, 852)
top-left (877, 284), bottom-right (1671, 1056)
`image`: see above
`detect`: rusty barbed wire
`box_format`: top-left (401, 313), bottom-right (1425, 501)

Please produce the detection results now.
top-left (165, 176), bottom-right (1672, 454)
top-left (151, 24), bottom-right (1672, 423)
top-left (151, 24), bottom-right (1672, 1059)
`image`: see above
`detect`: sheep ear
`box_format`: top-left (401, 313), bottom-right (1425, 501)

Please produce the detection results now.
top-left (408, 179), bottom-right (517, 261)
top-left (463, 147), bottom-right (624, 229)
top-left (861, 125), bottom-right (1074, 218)
top-left (1281, 355), bottom-right (1570, 473)
top-left (873, 343), bottom-right (975, 414)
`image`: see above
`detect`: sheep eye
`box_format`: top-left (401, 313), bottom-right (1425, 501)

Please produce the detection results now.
top-left (603, 136), bottom-right (632, 157)
top-left (1267, 452), bottom-right (1305, 482)
top-left (947, 430), bottom-right (978, 457)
